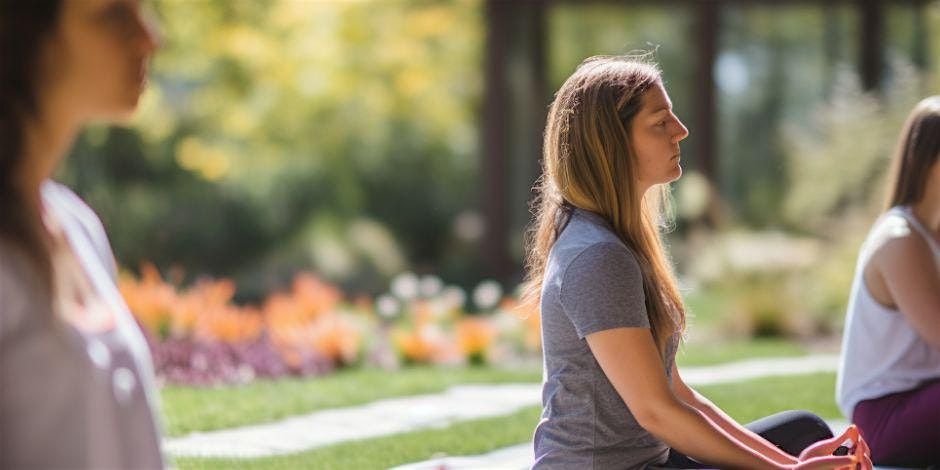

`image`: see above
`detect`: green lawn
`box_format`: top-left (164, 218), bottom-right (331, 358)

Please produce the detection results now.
top-left (173, 406), bottom-right (543, 470)
top-left (676, 337), bottom-right (810, 367)
top-left (174, 372), bottom-right (840, 469)
top-left (160, 366), bottom-right (541, 437)
top-left (161, 338), bottom-right (818, 437)
top-left (699, 372), bottom-right (840, 422)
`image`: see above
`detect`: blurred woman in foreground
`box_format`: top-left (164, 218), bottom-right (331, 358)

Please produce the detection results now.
top-left (0, 0), bottom-right (164, 467)
top-left (837, 96), bottom-right (940, 468)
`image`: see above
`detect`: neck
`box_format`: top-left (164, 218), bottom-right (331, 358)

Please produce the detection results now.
top-left (18, 112), bottom-right (79, 214)
top-left (636, 183), bottom-right (652, 204)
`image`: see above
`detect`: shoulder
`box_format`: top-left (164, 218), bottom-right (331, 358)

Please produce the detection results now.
top-left (869, 210), bottom-right (933, 265)
top-left (559, 240), bottom-right (644, 302)
top-left (566, 241), bottom-right (641, 277)
top-left (41, 181), bottom-right (117, 280)
top-left (42, 181), bottom-right (103, 233)
top-left (555, 213), bottom-right (640, 272)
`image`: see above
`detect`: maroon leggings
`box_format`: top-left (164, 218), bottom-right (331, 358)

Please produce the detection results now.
top-left (853, 379), bottom-right (940, 467)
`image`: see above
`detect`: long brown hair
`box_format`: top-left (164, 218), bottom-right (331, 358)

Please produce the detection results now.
top-left (0, 0), bottom-right (63, 283)
top-left (522, 55), bottom-right (685, 356)
top-left (885, 96), bottom-right (940, 210)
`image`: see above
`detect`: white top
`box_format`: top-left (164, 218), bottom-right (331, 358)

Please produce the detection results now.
top-left (836, 206), bottom-right (940, 418)
top-left (0, 181), bottom-right (164, 468)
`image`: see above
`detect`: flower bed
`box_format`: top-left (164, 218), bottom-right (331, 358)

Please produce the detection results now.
top-left (120, 265), bottom-right (540, 386)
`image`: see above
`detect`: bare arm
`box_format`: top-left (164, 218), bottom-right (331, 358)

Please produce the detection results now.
top-left (874, 229), bottom-right (940, 351)
top-left (585, 328), bottom-right (851, 470)
top-left (671, 362), bottom-right (798, 466)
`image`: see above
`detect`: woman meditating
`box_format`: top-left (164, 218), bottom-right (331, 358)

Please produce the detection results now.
top-left (837, 96), bottom-right (940, 468)
top-left (523, 55), bottom-right (870, 470)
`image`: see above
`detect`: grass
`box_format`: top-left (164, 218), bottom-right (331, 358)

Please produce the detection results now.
top-left (698, 372), bottom-right (840, 422)
top-left (161, 337), bottom-right (817, 437)
top-left (174, 372), bottom-right (840, 469)
top-left (173, 406), bottom-right (543, 470)
top-left (684, 286), bottom-right (734, 329)
top-left (160, 366), bottom-right (541, 437)
top-left (676, 337), bottom-right (809, 367)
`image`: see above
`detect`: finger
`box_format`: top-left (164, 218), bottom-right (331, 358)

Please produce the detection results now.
top-left (857, 436), bottom-right (870, 458)
top-left (801, 434), bottom-right (848, 458)
top-left (798, 455), bottom-right (856, 470)
top-left (844, 424), bottom-right (860, 444)
top-left (853, 439), bottom-right (872, 470)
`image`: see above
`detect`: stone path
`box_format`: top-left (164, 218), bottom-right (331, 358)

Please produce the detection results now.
top-left (165, 354), bottom-right (841, 460)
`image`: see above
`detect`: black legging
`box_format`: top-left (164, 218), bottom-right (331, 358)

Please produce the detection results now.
top-left (655, 410), bottom-right (834, 469)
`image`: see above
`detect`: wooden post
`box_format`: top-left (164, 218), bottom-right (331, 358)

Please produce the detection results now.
top-left (694, 0), bottom-right (720, 223)
top-left (482, 0), bottom-right (548, 284)
top-left (858, 0), bottom-right (884, 92)
top-left (912, 0), bottom-right (929, 70)
top-left (482, 0), bottom-right (512, 283)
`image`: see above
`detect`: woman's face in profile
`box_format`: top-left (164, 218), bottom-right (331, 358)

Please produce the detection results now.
top-left (40, 0), bottom-right (160, 122)
top-left (629, 83), bottom-right (689, 190)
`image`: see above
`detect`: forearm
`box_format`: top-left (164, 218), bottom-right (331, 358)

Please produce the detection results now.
top-left (687, 390), bottom-right (798, 466)
top-left (639, 398), bottom-right (786, 470)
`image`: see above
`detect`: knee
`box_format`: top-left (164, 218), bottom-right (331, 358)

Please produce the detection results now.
top-left (749, 409), bottom-right (833, 456)
top-left (780, 410), bottom-right (832, 440)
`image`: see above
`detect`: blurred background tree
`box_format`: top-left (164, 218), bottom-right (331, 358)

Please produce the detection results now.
top-left (57, 0), bottom-right (940, 337)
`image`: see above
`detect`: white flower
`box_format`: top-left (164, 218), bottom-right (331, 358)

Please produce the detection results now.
top-left (419, 275), bottom-right (444, 298)
top-left (376, 294), bottom-right (400, 319)
top-left (472, 280), bottom-right (503, 311)
top-left (390, 272), bottom-right (419, 301)
top-left (441, 285), bottom-right (467, 311)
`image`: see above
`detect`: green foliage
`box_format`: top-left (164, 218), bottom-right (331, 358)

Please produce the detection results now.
top-left (783, 61), bottom-right (926, 231)
top-left (59, 1), bottom-right (484, 293)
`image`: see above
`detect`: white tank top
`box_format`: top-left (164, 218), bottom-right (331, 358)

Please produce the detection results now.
top-left (836, 206), bottom-right (940, 418)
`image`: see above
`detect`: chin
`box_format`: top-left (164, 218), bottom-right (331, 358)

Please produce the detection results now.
top-left (97, 95), bottom-right (142, 122)
top-left (99, 106), bottom-right (138, 123)
top-left (667, 166), bottom-right (682, 183)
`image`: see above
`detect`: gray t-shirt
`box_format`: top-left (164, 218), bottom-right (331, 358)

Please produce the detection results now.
top-left (533, 209), bottom-right (678, 470)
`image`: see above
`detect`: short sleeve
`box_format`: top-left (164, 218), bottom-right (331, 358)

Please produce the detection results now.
top-left (559, 241), bottom-right (648, 339)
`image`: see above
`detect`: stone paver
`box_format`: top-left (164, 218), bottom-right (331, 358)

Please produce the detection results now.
top-left (165, 354), bottom-right (840, 459)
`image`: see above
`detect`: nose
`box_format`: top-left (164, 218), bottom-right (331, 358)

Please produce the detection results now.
top-left (673, 116), bottom-right (690, 143)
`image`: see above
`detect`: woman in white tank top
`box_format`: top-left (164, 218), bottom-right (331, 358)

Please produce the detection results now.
top-left (836, 96), bottom-right (940, 467)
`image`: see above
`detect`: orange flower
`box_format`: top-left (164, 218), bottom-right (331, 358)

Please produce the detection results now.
top-left (196, 305), bottom-right (263, 343)
top-left (392, 327), bottom-right (437, 364)
top-left (456, 317), bottom-right (496, 364)
top-left (119, 263), bottom-right (178, 338)
top-left (310, 315), bottom-right (361, 365)
top-left (500, 298), bottom-right (542, 352)
top-left (292, 273), bottom-right (341, 319)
